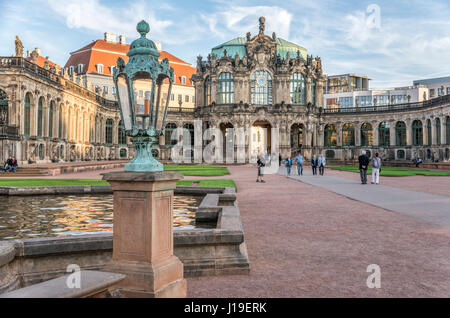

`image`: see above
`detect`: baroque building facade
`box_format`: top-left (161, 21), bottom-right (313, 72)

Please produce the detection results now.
top-left (1, 18), bottom-right (450, 165)
top-left (188, 17), bottom-right (450, 163)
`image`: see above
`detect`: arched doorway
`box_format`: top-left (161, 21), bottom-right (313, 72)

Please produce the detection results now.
top-left (290, 123), bottom-right (304, 155)
top-left (220, 122), bottom-right (234, 162)
top-left (251, 120), bottom-right (272, 161)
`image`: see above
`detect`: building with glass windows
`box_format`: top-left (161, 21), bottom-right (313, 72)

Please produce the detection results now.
top-left (190, 17), bottom-right (450, 163)
top-left (1, 17), bottom-right (449, 165)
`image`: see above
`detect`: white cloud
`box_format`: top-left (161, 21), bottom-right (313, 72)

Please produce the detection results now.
top-left (200, 5), bottom-right (293, 39)
top-left (46, 0), bottom-right (173, 39)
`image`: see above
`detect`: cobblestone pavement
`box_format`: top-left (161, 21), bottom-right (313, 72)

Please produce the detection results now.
top-left (186, 164), bottom-right (450, 297)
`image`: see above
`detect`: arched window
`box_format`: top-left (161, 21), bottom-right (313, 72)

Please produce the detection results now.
top-left (120, 148), bottom-right (127, 158)
top-left (360, 122), bottom-right (373, 146)
top-left (118, 120), bottom-right (126, 145)
top-left (436, 118), bottom-right (441, 145)
top-left (204, 76), bottom-right (211, 106)
top-left (49, 101), bottom-right (54, 139)
top-left (37, 97), bottom-right (44, 137)
top-left (251, 71), bottom-right (272, 105)
top-left (217, 73), bottom-right (234, 104)
top-left (412, 120), bottom-right (423, 146)
top-left (378, 122), bottom-right (390, 147)
top-left (165, 122), bottom-right (177, 146)
top-left (290, 73), bottom-right (305, 104)
top-left (342, 123), bottom-right (355, 147)
top-left (397, 149), bottom-right (405, 159)
top-left (396, 121), bottom-right (406, 146)
top-left (183, 123), bottom-right (195, 147)
top-left (105, 119), bottom-right (113, 145)
top-left (24, 93), bottom-right (31, 138)
top-left (0, 89), bottom-right (8, 125)
top-left (311, 78), bottom-right (316, 105)
top-left (446, 116), bottom-right (450, 145)
top-left (324, 124), bottom-right (337, 147)
top-left (427, 119), bottom-right (432, 146)
top-left (38, 144), bottom-right (44, 160)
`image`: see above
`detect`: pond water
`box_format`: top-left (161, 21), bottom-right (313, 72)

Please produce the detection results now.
top-left (0, 194), bottom-right (206, 240)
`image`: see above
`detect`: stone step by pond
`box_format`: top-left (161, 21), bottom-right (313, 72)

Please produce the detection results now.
top-left (0, 270), bottom-right (125, 298)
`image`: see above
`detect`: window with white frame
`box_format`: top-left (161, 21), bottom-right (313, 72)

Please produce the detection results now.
top-left (96, 64), bottom-right (104, 74)
top-left (69, 66), bottom-right (75, 75)
top-left (103, 86), bottom-right (108, 94)
top-left (77, 64), bottom-right (84, 74)
top-left (181, 76), bottom-right (186, 85)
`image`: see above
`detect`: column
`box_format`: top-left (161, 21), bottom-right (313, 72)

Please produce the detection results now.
top-left (355, 122), bottom-right (361, 147)
top-left (103, 171), bottom-right (186, 298)
top-left (406, 119), bottom-right (412, 146)
top-left (305, 77), bottom-right (312, 104)
top-left (441, 117), bottom-right (447, 145)
top-left (372, 121), bottom-right (378, 147)
top-left (432, 118), bottom-right (437, 145)
top-left (389, 120), bottom-right (396, 147)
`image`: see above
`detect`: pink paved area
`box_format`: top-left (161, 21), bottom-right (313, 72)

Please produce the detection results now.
top-left (186, 165), bottom-right (450, 297)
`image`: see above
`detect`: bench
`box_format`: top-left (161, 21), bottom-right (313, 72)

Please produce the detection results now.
top-left (0, 270), bottom-right (125, 298)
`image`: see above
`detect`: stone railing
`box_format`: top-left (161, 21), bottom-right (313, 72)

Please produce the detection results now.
top-left (323, 94), bottom-right (450, 115)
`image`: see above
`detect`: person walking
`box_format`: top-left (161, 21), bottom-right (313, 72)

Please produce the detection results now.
top-left (371, 152), bottom-right (381, 184)
top-left (318, 154), bottom-right (326, 176)
top-left (278, 154), bottom-right (282, 167)
top-left (256, 155), bottom-right (266, 183)
top-left (285, 156), bottom-right (293, 176)
top-left (295, 152), bottom-right (304, 176)
top-left (311, 155), bottom-right (318, 175)
top-left (358, 150), bottom-right (369, 184)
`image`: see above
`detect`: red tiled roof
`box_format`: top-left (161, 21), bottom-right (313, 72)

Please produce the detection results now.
top-left (26, 55), bottom-right (57, 68)
top-left (65, 40), bottom-right (195, 86)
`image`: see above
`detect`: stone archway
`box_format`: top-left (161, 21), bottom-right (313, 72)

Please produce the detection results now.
top-left (290, 123), bottom-right (304, 156)
top-left (251, 120), bottom-right (272, 161)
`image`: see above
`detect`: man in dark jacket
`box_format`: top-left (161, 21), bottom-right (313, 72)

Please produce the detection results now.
top-left (358, 150), bottom-right (370, 184)
top-left (311, 155), bottom-right (318, 175)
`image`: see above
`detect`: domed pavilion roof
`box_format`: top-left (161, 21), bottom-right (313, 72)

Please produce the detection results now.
top-left (211, 36), bottom-right (307, 60)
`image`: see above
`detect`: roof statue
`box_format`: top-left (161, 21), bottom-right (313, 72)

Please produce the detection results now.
top-left (30, 50), bottom-right (39, 64)
top-left (259, 16), bottom-right (265, 35)
top-left (44, 56), bottom-right (50, 70)
top-left (14, 36), bottom-right (23, 57)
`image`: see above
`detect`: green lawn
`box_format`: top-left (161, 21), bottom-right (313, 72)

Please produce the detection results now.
top-left (328, 165), bottom-right (450, 176)
top-left (177, 179), bottom-right (237, 190)
top-left (0, 179), bottom-right (109, 187)
top-left (0, 165), bottom-right (233, 188)
top-left (164, 164), bottom-right (230, 176)
top-left (0, 178), bottom-right (236, 189)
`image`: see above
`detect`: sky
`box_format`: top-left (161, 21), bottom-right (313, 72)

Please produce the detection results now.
top-left (1, 0), bottom-right (450, 88)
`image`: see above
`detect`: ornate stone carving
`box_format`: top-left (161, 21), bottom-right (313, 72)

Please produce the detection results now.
top-left (14, 36), bottom-right (24, 57)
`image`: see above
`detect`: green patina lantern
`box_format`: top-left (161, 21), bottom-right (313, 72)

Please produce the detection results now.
top-left (113, 20), bottom-right (174, 172)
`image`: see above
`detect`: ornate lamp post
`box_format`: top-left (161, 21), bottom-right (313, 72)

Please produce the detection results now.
top-left (113, 20), bottom-right (174, 172)
top-left (104, 20), bottom-right (185, 298)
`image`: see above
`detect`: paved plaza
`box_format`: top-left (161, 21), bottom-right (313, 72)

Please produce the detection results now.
top-left (186, 165), bottom-right (450, 297)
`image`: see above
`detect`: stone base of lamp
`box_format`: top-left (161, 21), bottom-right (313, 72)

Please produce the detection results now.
top-left (102, 171), bottom-right (186, 298)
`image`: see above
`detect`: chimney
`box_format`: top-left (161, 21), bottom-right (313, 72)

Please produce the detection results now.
top-left (35, 47), bottom-right (41, 56)
top-left (119, 35), bottom-right (126, 45)
top-left (154, 41), bottom-right (162, 52)
top-left (104, 32), bottom-right (117, 43)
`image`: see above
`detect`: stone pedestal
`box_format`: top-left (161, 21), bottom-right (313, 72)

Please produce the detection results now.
top-left (103, 171), bottom-right (186, 298)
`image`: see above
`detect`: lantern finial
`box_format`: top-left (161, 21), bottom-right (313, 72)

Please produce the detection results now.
top-left (137, 20), bottom-right (150, 37)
